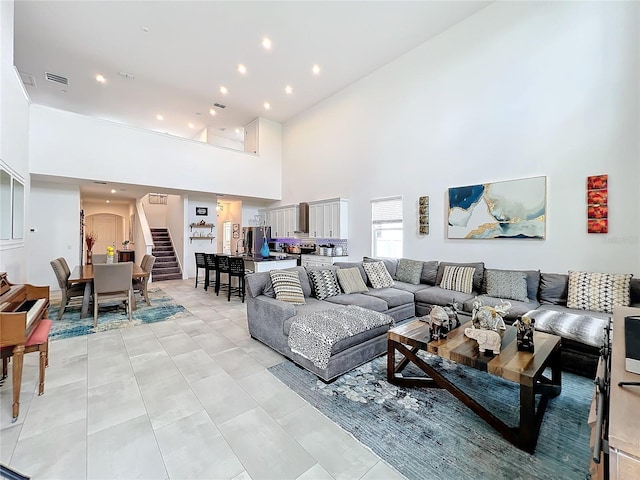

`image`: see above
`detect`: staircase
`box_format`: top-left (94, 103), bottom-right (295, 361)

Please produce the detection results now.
top-left (150, 228), bottom-right (182, 281)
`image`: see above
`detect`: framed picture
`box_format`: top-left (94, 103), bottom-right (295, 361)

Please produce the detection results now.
top-left (196, 207), bottom-right (208, 216)
top-left (233, 223), bottom-right (240, 238)
top-left (418, 196), bottom-right (429, 235)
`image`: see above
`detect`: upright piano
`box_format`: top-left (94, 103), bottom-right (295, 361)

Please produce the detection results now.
top-left (0, 272), bottom-right (50, 421)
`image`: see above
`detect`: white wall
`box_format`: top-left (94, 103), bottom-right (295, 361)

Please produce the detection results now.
top-left (282, 1), bottom-right (640, 275)
top-left (28, 181), bottom-right (80, 289)
top-left (184, 196), bottom-right (218, 277)
top-left (0, 0), bottom-right (30, 281)
top-left (29, 107), bottom-right (283, 201)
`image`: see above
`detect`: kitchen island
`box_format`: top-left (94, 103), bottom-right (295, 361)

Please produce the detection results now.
top-left (238, 255), bottom-right (297, 273)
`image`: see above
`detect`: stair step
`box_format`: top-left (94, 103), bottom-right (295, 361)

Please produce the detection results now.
top-left (152, 273), bottom-right (183, 282)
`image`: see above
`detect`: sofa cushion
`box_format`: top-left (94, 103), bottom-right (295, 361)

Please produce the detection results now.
top-left (420, 261), bottom-right (439, 285)
top-left (308, 269), bottom-right (341, 300)
top-left (395, 258), bottom-right (423, 285)
top-left (336, 267), bottom-right (369, 294)
top-left (440, 265), bottom-right (475, 294)
top-left (436, 261), bottom-right (484, 292)
top-left (270, 270), bottom-right (306, 305)
top-left (415, 286), bottom-right (475, 308)
top-left (463, 295), bottom-right (540, 320)
top-left (567, 271), bottom-right (632, 314)
top-left (392, 281), bottom-right (432, 294)
top-left (363, 261), bottom-right (395, 289)
top-left (364, 287), bottom-right (414, 308)
top-left (247, 267), bottom-right (313, 299)
top-left (485, 269), bottom-right (528, 302)
top-left (363, 256), bottom-right (398, 278)
top-left (525, 309), bottom-right (610, 348)
top-left (283, 300), bottom-right (343, 335)
top-left (324, 293), bottom-right (389, 312)
top-left (539, 273), bottom-right (568, 305)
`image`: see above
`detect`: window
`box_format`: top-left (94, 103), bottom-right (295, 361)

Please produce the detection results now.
top-left (371, 197), bottom-right (403, 258)
top-left (148, 193), bottom-right (168, 205)
top-left (0, 167), bottom-right (25, 241)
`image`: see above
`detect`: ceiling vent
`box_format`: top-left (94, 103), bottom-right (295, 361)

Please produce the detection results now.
top-left (45, 72), bottom-right (68, 85)
top-left (213, 102), bottom-right (226, 109)
top-left (19, 71), bottom-right (36, 87)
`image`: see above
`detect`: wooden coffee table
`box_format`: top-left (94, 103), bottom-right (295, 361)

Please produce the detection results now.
top-left (387, 319), bottom-right (562, 453)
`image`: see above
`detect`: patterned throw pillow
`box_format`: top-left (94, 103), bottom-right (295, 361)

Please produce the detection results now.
top-left (336, 268), bottom-right (369, 294)
top-left (269, 270), bottom-right (306, 305)
top-left (308, 269), bottom-right (341, 300)
top-left (362, 261), bottom-right (395, 289)
top-left (485, 270), bottom-right (529, 302)
top-left (567, 271), bottom-right (632, 313)
top-left (440, 265), bottom-right (476, 294)
top-left (395, 258), bottom-right (424, 285)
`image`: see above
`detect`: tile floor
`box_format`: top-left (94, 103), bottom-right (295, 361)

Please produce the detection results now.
top-left (0, 279), bottom-right (406, 480)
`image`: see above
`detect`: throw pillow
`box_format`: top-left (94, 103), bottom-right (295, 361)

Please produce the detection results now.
top-left (308, 269), bottom-right (341, 300)
top-left (440, 265), bottom-right (476, 294)
top-left (485, 269), bottom-right (529, 302)
top-left (269, 270), bottom-right (306, 305)
top-left (567, 271), bottom-right (632, 314)
top-left (336, 268), bottom-right (369, 294)
top-left (395, 258), bottom-right (424, 285)
top-left (362, 261), bottom-right (395, 289)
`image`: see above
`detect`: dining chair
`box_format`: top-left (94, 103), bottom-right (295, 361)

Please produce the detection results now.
top-left (133, 254), bottom-right (156, 306)
top-left (56, 256), bottom-right (71, 279)
top-left (204, 253), bottom-right (218, 292)
top-left (226, 256), bottom-right (248, 302)
top-left (194, 252), bottom-right (206, 288)
top-left (93, 262), bottom-right (133, 328)
top-left (92, 254), bottom-right (108, 264)
top-left (1, 318), bottom-right (53, 398)
top-left (216, 255), bottom-right (230, 296)
top-left (50, 259), bottom-right (86, 320)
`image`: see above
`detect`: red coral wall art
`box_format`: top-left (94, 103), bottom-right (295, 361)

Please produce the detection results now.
top-left (587, 174), bottom-right (608, 233)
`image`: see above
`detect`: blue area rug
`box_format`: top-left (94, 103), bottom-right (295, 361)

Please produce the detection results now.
top-left (269, 354), bottom-right (592, 480)
top-left (49, 288), bottom-right (191, 340)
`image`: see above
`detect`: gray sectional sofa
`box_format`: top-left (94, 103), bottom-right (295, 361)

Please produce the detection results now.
top-left (246, 259), bottom-right (640, 380)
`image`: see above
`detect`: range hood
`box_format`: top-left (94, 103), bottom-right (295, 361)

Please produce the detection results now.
top-left (295, 202), bottom-right (309, 233)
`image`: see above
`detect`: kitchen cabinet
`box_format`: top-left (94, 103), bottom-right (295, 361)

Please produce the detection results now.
top-left (308, 198), bottom-right (348, 239)
top-left (301, 254), bottom-right (349, 267)
top-left (244, 119), bottom-right (258, 154)
top-left (261, 205), bottom-right (298, 238)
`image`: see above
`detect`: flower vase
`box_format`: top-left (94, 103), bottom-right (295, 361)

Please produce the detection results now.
top-left (87, 250), bottom-right (93, 265)
top-left (260, 238), bottom-right (270, 258)
top-left (107, 254), bottom-right (114, 264)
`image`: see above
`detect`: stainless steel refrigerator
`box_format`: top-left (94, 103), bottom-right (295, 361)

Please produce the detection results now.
top-left (240, 226), bottom-right (271, 256)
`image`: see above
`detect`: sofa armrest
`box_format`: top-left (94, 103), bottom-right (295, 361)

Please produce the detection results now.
top-left (247, 295), bottom-right (296, 355)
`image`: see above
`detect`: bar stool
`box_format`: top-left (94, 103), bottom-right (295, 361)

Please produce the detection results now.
top-left (204, 253), bottom-right (218, 291)
top-left (227, 256), bottom-right (248, 302)
top-left (216, 255), bottom-right (230, 296)
top-left (194, 252), bottom-right (206, 288)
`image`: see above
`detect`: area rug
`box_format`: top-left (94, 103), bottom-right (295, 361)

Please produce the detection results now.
top-left (49, 288), bottom-right (192, 340)
top-left (269, 354), bottom-right (592, 480)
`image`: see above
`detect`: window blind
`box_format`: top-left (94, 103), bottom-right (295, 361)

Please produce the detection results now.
top-left (371, 197), bottom-right (403, 224)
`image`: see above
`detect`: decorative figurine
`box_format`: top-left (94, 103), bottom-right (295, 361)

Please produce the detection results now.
top-left (514, 315), bottom-right (535, 352)
top-left (471, 298), bottom-right (511, 331)
top-left (420, 302), bottom-right (460, 341)
top-left (465, 328), bottom-right (502, 355)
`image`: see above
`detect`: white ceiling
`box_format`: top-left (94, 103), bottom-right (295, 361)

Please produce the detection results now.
top-left (14, 0), bottom-right (491, 200)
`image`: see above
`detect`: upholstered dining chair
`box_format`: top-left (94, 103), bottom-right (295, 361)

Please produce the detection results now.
top-left (93, 262), bottom-right (133, 328)
top-left (133, 254), bottom-right (156, 306)
top-left (194, 252), bottom-right (206, 288)
top-left (50, 259), bottom-right (86, 320)
top-left (91, 254), bottom-right (108, 264)
top-left (56, 256), bottom-right (71, 279)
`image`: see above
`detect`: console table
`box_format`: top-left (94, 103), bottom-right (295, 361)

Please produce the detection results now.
top-left (590, 306), bottom-right (640, 479)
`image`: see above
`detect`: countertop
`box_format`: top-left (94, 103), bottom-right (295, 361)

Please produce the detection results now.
top-left (232, 254), bottom-right (296, 263)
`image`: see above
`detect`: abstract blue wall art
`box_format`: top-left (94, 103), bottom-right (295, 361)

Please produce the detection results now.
top-left (447, 176), bottom-right (546, 239)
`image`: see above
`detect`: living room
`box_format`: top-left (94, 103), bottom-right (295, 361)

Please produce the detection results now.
top-left (1, 1), bottom-right (639, 479)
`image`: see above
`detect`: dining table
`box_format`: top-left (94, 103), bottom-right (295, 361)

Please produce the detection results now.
top-left (69, 263), bottom-right (149, 318)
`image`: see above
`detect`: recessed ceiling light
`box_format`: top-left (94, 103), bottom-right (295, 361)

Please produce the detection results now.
top-left (110, 189), bottom-right (116, 194)
top-left (209, 108), bottom-right (216, 116)
top-left (285, 85), bottom-right (293, 94)
top-left (220, 86), bottom-right (228, 95)
top-left (235, 128), bottom-right (240, 134)
top-left (141, 26), bottom-right (150, 33)
top-left (264, 102), bottom-right (271, 110)
top-left (96, 74), bottom-right (106, 83)
top-left (188, 122), bottom-right (194, 129)
top-left (238, 64), bottom-right (247, 74)
top-left (156, 114), bottom-right (163, 121)
top-left (106, 200), bottom-right (110, 204)
top-left (312, 64), bottom-right (320, 75)
top-left (262, 37), bottom-right (272, 49)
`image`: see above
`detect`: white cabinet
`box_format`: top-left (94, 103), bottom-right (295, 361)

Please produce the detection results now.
top-left (301, 254), bottom-right (349, 267)
top-left (244, 119), bottom-right (258, 154)
top-left (261, 205), bottom-right (299, 238)
top-left (308, 199), bottom-right (348, 239)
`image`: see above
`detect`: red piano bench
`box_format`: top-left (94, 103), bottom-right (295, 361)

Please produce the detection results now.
top-left (1, 319), bottom-right (52, 396)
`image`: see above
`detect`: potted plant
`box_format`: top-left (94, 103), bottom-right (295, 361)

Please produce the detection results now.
top-left (122, 240), bottom-right (130, 250)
